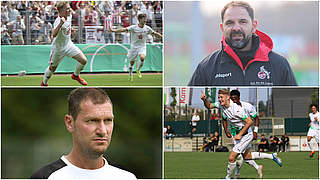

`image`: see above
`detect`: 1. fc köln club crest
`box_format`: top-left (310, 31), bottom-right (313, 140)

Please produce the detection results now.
top-left (257, 66), bottom-right (270, 80)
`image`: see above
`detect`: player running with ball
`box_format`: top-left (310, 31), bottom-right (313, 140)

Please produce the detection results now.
top-left (201, 89), bottom-right (282, 179)
top-left (41, 1), bottom-right (87, 86)
top-left (109, 13), bottom-right (162, 82)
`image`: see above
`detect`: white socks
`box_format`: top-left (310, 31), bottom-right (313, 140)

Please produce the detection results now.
top-left (137, 60), bottom-right (144, 70)
top-left (129, 63), bottom-right (133, 76)
top-left (246, 160), bottom-right (260, 170)
top-left (74, 63), bottom-right (85, 76)
top-left (251, 152), bottom-right (273, 159)
top-left (226, 162), bottom-right (236, 179)
top-left (307, 141), bottom-right (313, 151)
top-left (43, 66), bottom-right (53, 84)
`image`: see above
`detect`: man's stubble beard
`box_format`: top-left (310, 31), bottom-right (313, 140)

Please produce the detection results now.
top-left (227, 30), bottom-right (252, 50)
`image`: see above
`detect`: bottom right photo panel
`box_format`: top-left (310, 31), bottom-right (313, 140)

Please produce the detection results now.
top-left (164, 87), bottom-right (319, 179)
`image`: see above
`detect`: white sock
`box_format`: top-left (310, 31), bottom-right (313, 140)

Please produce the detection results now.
top-left (43, 67), bottom-right (53, 84)
top-left (307, 141), bottom-right (313, 151)
top-left (226, 161), bottom-right (236, 179)
top-left (137, 60), bottom-right (144, 70)
top-left (245, 160), bottom-right (259, 170)
top-left (74, 63), bottom-right (85, 76)
top-left (251, 152), bottom-right (273, 159)
top-left (234, 156), bottom-right (244, 176)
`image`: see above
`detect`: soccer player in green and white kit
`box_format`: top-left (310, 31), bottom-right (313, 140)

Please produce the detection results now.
top-left (201, 89), bottom-right (282, 179)
top-left (229, 89), bottom-right (262, 179)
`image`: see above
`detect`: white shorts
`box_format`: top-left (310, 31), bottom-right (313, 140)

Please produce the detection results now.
top-left (127, 46), bottom-right (146, 62)
top-left (232, 132), bottom-right (253, 153)
top-left (49, 43), bottom-right (82, 67)
top-left (307, 128), bottom-right (319, 143)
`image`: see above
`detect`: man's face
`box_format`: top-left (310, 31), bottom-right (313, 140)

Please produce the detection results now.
top-left (139, 16), bottom-right (147, 25)
top-left (60, 4), bottom-right (71, 17)
top-left (220, 6), bottom-right (257, 50)
top-left (230, 95), bottom-right (240, 104)
top-left (72, 99), bottom-right (114, 158)
top-left (218, 93), bottom-right (229, 106)
top-left (312, 106), bottom-right (317, 113)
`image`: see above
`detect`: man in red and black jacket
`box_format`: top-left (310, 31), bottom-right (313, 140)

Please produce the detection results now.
top-left (188, 1), bottom-right (297, 86)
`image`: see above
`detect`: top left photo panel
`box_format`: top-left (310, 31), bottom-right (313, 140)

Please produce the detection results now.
top-left (1, 1), bottom-right (163, 87)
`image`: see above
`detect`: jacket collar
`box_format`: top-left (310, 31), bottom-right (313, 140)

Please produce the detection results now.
top-left (221, 30), bottom-right (273, 71)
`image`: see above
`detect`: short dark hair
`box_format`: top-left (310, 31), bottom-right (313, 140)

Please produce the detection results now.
top-left (221, 1), bottom-right (254, 22)
top-left (310, 104), bottom-right (318, 110)
top-left (138, 13), bottom-right (146, 20)
top-left (230, 90), bottom-right (240, 97)
top-left (68, 88), bottom-right (112, 120)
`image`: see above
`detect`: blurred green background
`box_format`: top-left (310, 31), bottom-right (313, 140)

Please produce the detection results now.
top-left (2, 88), bottom-right (162, 179)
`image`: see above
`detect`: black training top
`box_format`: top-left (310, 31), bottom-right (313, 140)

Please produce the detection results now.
top-left (188, 30), bottom-right (297, 86)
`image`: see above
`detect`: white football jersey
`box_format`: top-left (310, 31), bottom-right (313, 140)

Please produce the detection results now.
top-left (52, 16), bottom-right (73, 50)
top-left (31, 155), bottom-right (137, 180)
top-left (309, 112), bottom-right (319, 130)
top-left (240, 101), bottom-right (257, 118)
top-left (126, 24), bottom-right (154, 48)
top-left (213, 101), bottom-right (248, 129)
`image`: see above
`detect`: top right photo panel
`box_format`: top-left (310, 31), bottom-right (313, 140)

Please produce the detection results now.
top-left (164, 1), bottom-right (319, 86)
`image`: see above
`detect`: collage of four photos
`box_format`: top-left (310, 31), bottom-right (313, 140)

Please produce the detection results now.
top-left (1, 0), bottom-right (319, 179)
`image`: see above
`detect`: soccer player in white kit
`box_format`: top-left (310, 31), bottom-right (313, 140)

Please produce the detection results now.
top-left (41, 2), bottom-right (88, 86)
top-left (109, 13), bottom-right (162, 81)
top-left (229, 90), bottom-right (262, 179)
top-left (201, 89), bottom-right (282, 179)
top-left (307, 104), bottom-right (319, 158)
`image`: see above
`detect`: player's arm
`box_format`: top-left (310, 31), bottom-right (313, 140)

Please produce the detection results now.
top-left (200, 91), bottom-right (215, 109)
top-left (222, 118), bottom-right (232, 138)
top-left (151, 31), bottom-right (163, 39)
top-left (109, 27), bottom-right (127, 33)
top-left (234, 116), bottom-right (253, 140)
top-left (252, 116), bottom-right (259, 140)
top-left (52, 17), bottom-right (65, 38)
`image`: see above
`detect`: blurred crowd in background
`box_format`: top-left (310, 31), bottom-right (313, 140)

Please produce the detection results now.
top-left (1, 1), bottom-right (163, 45)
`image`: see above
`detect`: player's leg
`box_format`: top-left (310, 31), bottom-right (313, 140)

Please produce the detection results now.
top-left (242, 148), bottom-right (263, 178)
top-left (127, 49), bottom-right (138, 81)
top-left (42, 50), bottom-right (64, 86)
top-left (136, 47), bottom-right (147, 78)
top-left (228, 133), bottom-right (252, 179)
top-left (68, 44), bottom-right (87, 85)
top-left (233, 154), bottom-right (244, 179)
top-left (71, 51), bottom-right (88, 85)
top-left (226, 151), bottom-right (239, 180)
top-left (244, 151), bottom-right (282, 167)
top-left (307, 129), bottom-right (315, 157)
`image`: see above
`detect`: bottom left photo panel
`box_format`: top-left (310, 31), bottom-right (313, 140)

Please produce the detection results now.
top-left (2, 88), bottom-right (162, 179)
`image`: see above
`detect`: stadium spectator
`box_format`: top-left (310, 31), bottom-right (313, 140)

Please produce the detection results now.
top-left (37, 20), bottom-right (52, 44)
top-left (164, 125), bottom-right (174, 139)
top-left (152, 1), bottom-right (162, 29)
top-left (97, 8), bottom-right (115, 43)
top-left (258, 134), bottom-right (269, 152)
top-left (29, 12), bottom-right (42, 43)
top-left (1, 25), bottom-right (11, 45)
top-left (11, 15), bottom-right (25, 45)
top-left (191, 112), bottom-right (200, 134)
top-left (201, 136), bottom-right (209, 152)
top-left (269, 136), bottom-right (280, 152)
top-left (7, 2), bottom-right (20, 23)
top-left (280, 133), bottom-right (290, 152)
top-left (210, 131), bottom-right (220, 152)
top-left (1, 6), bottom-right (9, 24)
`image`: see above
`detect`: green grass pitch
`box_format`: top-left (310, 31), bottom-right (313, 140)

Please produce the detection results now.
top-left (1, 73), bottom-right (162, 86)
top-left (164, 152), bottom-right (319, 179)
